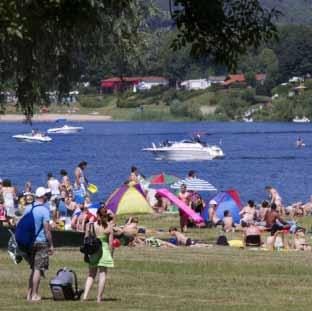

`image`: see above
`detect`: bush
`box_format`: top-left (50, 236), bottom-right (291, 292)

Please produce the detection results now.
top-left (169, 99), bottom-right (203, 120)
top-left (80, 86), bottom-right (98, 95)
top-left (241, 88), bottom-right (256, 104)
top-left (79, 95), bottom-right (106, 108)
top-left (170, 99), bottom-right (188, 117)
top-left (254, 95), bottom-right (271, 103)
top-left (271, 84), bottom-right (291, 97)
top-left (116, 97), bottom-right (140, 108)
top-left (161, 88), bottom-right (178, 104)
top-left (131, 109), bottom-right (171, 121)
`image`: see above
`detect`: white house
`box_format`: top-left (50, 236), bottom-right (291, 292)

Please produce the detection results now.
top-left (207, 76), bottom-right (226, 85)
top-left (137, 76), bottom-right (169, 91)
top-left (289, 76), bottom-right (303, 83)
top-left (180, 79), bottom-right (210, 90)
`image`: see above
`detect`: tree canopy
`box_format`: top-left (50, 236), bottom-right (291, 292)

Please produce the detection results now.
top-left (0, 0), bottom-right (279, 118)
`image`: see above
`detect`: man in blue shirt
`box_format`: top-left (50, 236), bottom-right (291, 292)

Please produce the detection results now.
top-left (24, 187), bottom-right (54, 301)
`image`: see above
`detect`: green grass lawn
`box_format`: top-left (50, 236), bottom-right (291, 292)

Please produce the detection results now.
top-left (2, 215), bottom-right (312, 310)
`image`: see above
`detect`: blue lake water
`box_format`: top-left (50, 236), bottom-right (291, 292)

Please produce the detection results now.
top-left (0, 121), bottom-right (311, 205)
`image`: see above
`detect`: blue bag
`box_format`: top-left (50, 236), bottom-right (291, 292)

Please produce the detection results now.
top-left (15, 204), bottom-right (43, 253)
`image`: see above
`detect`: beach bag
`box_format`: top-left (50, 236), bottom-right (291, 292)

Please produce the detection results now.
top-left (50, 268), bottom-right (83, 300)
top-left (15, 204), bottom-right (43, 253)
top-left (216, 235), bottom-right (229, 246)
top-left (7, 229), bottom-right (23, 264)
top-left (80, 223), bottom-right (101, 255)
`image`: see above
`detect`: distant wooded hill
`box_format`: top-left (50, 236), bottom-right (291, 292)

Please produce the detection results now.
top-left (154, 0), bottom-right (312, 25)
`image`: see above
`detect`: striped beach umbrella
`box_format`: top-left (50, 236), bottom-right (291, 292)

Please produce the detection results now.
top-left (170, 177), bottom-right (217, 192)
top-left (147, 173), bottom-right (180, 185)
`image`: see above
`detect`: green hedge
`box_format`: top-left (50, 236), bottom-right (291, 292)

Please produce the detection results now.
top-left (79, 95), bottom-right (107, 108)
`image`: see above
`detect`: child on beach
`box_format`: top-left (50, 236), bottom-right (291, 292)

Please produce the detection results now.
top-left (293, 228), bottom-right (311, 251)
top-left (168, 227), bottom-right (211, 247)
top-left (223, 210), bottom-right (235, 232)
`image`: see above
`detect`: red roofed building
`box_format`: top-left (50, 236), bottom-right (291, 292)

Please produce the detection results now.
top-left (101, 76), bottom-right (168, 92)
top-left (223, 74), bottom-right (246, 88)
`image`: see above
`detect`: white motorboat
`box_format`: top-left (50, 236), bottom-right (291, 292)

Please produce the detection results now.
top-left (47, 125), bottom-right (84, 134)
top-left (143, 139), bottom-right (225, 161)
top-left (293, 116), bottom-right (310, 123)
top-left (13, 132), bottom-right (52, 143)
top-left (243, 117), bottom-right (253, 122)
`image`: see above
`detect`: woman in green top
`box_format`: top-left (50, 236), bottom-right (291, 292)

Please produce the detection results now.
top-left (82, 206), bottom-right (114, 303)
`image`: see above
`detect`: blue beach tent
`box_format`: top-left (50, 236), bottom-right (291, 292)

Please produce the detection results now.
top-left (202, 189), bottom-right (242, 224)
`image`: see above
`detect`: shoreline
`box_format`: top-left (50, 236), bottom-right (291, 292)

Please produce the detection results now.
top-left (0, 113), bottom-right (113, 122)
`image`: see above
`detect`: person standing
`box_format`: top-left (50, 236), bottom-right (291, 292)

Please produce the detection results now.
top-left (178, 184), bottom-right (191, 232)
top-left (24, 187), bottom-right (54, 301)
top-left (2, 179), bottom-right (17, 225)
top-left (265, 186), bottom-right (285, 215)
top-left (74, 161), bottom-right (88, 195)
top-left (82, 206), bottom-right (114, 303)
top-left (47, 173), bottom-right (61, 222)
top-left (60, 169), bottom-right (72, 192)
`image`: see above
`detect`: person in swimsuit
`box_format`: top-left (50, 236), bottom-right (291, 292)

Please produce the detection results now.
top-left (178, 184), bottom-right (191, 232)
top-left (153, 193), bottom-right (170, 213)
top-left (60, 169), bottom-right (72, 192)
top-left (208, 199), bottom-right (223, 227)
top-left (168, 227), bottom-right (210, 247)
top-left (240, 200), bottom-right (257, 225)
top-left (265, 186), bottom-right (285, 215)
top-left (264, 203), bottom-right (289, 235)
top-left (296, 137), bottom-right (305, 148)
top-left (2, 179), bottom-right (17, 225)
top-left (223, 210), bottom-right (235, 232)
top-left (74, 161), bottom-right (88, 195)
top-left (82, 206), bottom-right (114, 303)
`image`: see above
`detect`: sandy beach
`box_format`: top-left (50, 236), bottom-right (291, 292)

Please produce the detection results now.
top-left (0, 113), bottom-right (112, 122)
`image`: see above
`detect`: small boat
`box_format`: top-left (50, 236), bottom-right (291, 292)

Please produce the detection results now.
top-left (143, 137), bottom-right (224, 161)
top-left (47, 125), bottom-right (84, 134)
top-left (243, 117), bottom-right (253, 122)
top-left (293, 116), bottom-right (310, 123)
top-left (13, 132), bottom-right (52, 143)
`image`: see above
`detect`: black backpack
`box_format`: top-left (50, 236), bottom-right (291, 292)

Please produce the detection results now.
top-left (216, 235), bottom-right (229, 246)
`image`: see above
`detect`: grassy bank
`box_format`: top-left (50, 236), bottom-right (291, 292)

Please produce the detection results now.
top-left (4, 87), bottom-right (274, 121)
top-left (44, 88), bottom-right (218, 121)
top-left (2, 214), bottom-right (312, 310)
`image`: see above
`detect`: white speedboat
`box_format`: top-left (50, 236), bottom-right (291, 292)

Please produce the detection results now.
top-left (293, 116), bottom-right (310, 123)
top-left (13, 132), bottom-right (52, 143)
top-left (47, 125), bottom-right (83, 134)
top-left (243, 117), bottom-right (253, 122)
top-left (143, 139), bottom-right (225, 161)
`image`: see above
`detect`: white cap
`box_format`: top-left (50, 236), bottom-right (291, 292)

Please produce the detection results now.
top-left (35, 187), bottom-right (51, 198)
top-left (209, 199), bottom-right (217, 205)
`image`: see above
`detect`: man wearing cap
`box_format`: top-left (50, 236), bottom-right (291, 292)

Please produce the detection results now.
top-left (23, 187), bottom-right (54, 301)
top-left (208, 200), bottom-right (223, 227)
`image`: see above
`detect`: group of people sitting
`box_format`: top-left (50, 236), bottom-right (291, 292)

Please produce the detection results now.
top-left (0, 161), bottom-right (89, 229)
top-left (210, 197), bottom-right (311, 251)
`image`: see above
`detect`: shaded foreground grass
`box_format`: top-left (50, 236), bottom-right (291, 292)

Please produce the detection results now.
top-left (2, 214), bottom-right (312, 311)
